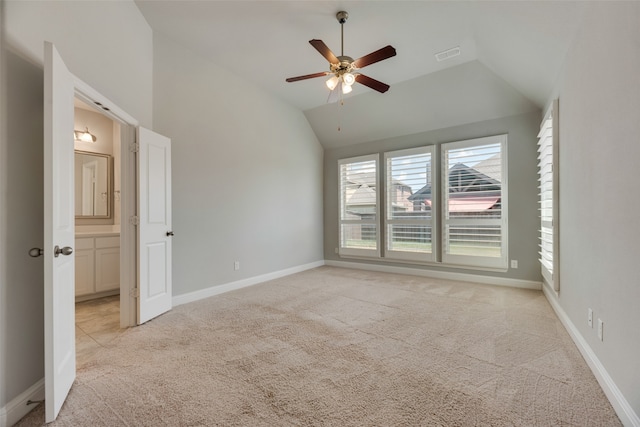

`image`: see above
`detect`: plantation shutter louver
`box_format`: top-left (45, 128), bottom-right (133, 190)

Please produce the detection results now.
top-left (442, 135), bottom-right (508, 269)
top-left (538, 99), bottom-right (558, 290)
top-left (384, 147), bottom-right (436, 262)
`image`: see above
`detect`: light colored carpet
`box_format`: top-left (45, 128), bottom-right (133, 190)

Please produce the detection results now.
top-left (17, 266), bottom-right (621, 426)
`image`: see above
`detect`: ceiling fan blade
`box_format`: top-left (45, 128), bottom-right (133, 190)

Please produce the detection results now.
top-left (355, 74), bottom-right (390, 93)
top-left (309, 39), bottom-right (339, 64)
top-left (286, 71), bottom-right (329, 83)
top-left (353, 45), bottom-right (397, 69)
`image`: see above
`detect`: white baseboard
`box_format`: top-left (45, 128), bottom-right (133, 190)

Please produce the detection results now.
top-left (0, 378), bottom-right (44, 427)
top-left (172, 260), bottom-right (325, 307)
top-left (543, 284), bottom-right (640, 427)
top-left (326, 260), bottom-right (542, 290)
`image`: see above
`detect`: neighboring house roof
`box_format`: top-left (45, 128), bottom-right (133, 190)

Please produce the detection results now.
top-left (346, 184), bottom-right (376, 206)
top-left (473, 154), bottom-right (502, 182)
top-left (409, 162), bottom-right (501, 211)
top-left (347, 171), bottom-right (376, 187)
top-left (346, 172), bottom-right (411, 189)
top-left (346, 162), bottom-right (501, 213)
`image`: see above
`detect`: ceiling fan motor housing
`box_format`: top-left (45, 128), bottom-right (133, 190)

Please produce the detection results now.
top-left (331, 56), bottom-right (355, 75)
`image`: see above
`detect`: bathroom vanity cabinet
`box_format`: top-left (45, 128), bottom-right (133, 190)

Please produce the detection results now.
top-left (75, 232), bottom-right (120, 300)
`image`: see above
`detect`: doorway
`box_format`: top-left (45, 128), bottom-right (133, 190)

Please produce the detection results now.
top-left (72, 80), bottom-right (140, 331)
top-left (73, 97), bottom-right (125, 366)
top-left (44, 42), bottom-right (173, 422)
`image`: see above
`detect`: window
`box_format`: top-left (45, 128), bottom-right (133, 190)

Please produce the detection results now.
top-left (538, 99), bottom-right (558, 290)
top-left (442, 135), bottom-right (508, 269)
top-left (338, 154), bottom-right (380, 257)
top-left (338, 134), bottom-right (508, 271)
top-left (384, 147), bottom-right (436, 262)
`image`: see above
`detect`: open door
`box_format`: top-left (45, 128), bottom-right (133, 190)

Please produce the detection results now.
top-left (43, 42), bottom-right (76, 422)
top-left (137, 127), bottom-right (172, 324)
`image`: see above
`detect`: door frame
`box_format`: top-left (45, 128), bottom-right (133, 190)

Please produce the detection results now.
top-left (74, 78), bottom-right (138, 327)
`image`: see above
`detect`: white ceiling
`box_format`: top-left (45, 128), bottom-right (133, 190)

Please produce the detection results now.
top-left (135, 1), bottom-right (587, 147)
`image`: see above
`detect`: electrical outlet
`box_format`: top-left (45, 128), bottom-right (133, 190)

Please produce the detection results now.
top-left (510, 260), bottom-right (518, 269)
top-left (234, 261), bottom-right (240, 271)
top-left (598, 319), bottom-right (604, 341)
top-left (588, 308), bottom-right (593, 327)
top-left (335, 247), bottom-right (339, 254)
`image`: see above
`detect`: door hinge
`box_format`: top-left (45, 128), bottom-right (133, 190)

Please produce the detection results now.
top-left (129, 215), bottom-right (140, 225)
top-left (130, 287), bottom-right (140, 298)
top-left (129, 142), bottom-right (139, 153)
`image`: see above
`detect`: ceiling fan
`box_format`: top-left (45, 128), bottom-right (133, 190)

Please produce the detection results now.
top-left (285, 11), bottom-right (397, 97)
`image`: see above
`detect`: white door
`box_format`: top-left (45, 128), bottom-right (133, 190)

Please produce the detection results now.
top-left (137, 127), bottom-right (173, 324)
top-left (43, 42), bottom-right (76, 422)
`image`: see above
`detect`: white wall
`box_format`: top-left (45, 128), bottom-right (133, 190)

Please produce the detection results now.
top-left (152, 33), bottom-right (324, 297)
top-left (545, 2), bottom-right (640, 424)
top-left (0, 0), bottom-right (152, 421)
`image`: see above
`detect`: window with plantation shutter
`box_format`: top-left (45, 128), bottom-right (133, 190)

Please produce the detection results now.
top-left (538, 99), bottom-right (558, 290)
top-left (384, 147), bottom-right (436, 262)
top-left (338, 154), bottom-right (380, 257)
top-left (442, 135), bottom-right (508, 269)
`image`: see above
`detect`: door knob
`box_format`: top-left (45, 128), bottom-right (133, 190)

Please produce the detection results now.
top-left (166, 231), bottom-right (174, 236)
top-left (54, 245), bottom-right (73, 257)
top-left (29, 248), bottom-right (44, 257)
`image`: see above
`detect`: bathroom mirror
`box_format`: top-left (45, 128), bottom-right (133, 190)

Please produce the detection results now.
top-left (74, 150), bottom-right (112, 218)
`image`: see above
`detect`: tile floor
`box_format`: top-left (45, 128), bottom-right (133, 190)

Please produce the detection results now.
top-left (75, 295), bottom-right (124, 368)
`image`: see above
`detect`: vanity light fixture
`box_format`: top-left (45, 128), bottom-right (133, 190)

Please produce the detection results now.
top-left (74, 127), bottom-right (97, 143)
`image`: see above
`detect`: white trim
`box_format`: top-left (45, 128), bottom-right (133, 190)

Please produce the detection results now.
top-left (441, 134), bottom-right (509, 270)
top-left (338, 154), bottom-right (381, 259)
top-left (73, 75), bottom-right (138, 126)
top-left (384, 146), bottom-right (437, 264)
top-left (71, 73), bottom-right (139, 328)
top-left (0, 378), bottom-right (44, 427)
top-left (172, 261), bottom-right (325, 307)
top-left (326, 260), bottom-right (541, 290)
top-left (543, 283), bottom-right (640, 427)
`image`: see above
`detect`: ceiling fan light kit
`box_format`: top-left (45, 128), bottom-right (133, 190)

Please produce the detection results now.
top-left (286, 11), bottom-right (396, 97)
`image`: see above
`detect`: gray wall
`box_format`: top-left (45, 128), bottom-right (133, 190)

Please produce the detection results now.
top-left (324, 111), bottom-right (542, 283)
top-left (545, 2), bottom-right (640, 418)
top-left (307, 60), bottom-right (539, 149)
top-left (0, 38), bottom-right (45, 414)
top-left (152, 33), bottom-right (324, 296)
top-left (0, 0), bottom-right (153, 412)
top-left (1, 1), bottom-right (325, 414)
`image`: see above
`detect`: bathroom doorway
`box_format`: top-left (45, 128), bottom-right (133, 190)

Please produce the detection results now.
top-left (73, 97), bottom-right (123, 366)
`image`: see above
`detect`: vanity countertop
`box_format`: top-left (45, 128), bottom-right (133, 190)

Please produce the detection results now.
top-left (76, 231), bottom-right (120, 237)
top-left (75, 226), bottom-right (120, 237)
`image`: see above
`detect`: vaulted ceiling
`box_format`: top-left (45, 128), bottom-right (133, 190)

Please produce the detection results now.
top-left (135, 1), bottom-right (587, 148)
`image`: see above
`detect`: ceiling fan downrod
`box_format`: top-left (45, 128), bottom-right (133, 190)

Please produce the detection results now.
top-left (337, 11), bottom-right (348, 57)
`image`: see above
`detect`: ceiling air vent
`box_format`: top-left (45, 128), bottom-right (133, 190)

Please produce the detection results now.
top-left (435, 46), bottom-right (461, 62)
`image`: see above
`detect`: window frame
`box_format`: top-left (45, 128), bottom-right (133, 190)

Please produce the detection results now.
top-left (383, 146), bottom-right (437, 263)
top-left (338, 154), bottom-right (381, 258)
top-left (441, 135), bottom-right (508, 270)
